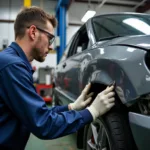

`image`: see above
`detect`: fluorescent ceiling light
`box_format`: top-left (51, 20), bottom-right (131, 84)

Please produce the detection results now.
top-left (81, 10), bottom-right (96, 22)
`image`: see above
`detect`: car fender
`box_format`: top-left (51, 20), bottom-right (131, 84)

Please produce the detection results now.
top-left (80, 46), bottom-right (143, 105)
top-left (87, 69), bottom-right (136, 105)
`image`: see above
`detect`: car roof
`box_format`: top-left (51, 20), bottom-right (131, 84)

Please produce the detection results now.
top-left (88, 12), bottom-right (150, 22)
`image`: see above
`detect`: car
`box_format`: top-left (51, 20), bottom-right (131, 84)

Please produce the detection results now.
top-left (53, 12), bottom-right (150, 150)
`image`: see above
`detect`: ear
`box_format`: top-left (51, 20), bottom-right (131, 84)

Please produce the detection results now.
top-left (28, 25), bottom-right (37, 40)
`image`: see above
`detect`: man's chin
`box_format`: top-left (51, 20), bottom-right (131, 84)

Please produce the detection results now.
top-left (35, 57), bottom-right (45, 62)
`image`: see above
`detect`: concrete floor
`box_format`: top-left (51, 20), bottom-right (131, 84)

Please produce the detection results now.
top-left (25, 133), bottom-right (82, 150)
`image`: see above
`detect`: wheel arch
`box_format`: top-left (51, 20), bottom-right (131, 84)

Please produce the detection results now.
top-left (76, 81), bottom-right (123, 149)
top-left (82, 62), bottom-right (137, 105)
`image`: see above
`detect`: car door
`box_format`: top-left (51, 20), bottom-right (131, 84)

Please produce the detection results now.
top-left (55, 25), bottom-right (90, 104)
top-left (55, 37), bottom-right (73, 92)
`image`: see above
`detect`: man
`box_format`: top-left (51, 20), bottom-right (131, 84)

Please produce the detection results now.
top-left (0, 6), bottom-right (115, 150)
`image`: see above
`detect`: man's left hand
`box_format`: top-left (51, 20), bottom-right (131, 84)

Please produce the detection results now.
top-left (68, 83), bottom-right (93, 110)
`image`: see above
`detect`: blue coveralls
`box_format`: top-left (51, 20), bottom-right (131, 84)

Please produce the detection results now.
top-left (0, 42), bottom-right (92, 150)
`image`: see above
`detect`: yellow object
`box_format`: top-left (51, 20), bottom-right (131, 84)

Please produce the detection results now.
top-left (49, 49), bottom-right (56, 54)
top-left (24, 0), bottom-right (31, 7)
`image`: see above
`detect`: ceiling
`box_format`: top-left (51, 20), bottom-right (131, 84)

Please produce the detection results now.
top-left (50, 0), bottom-right (150, 13)
top-left (50, 0), bottom-right (150, 25)
top-left (50, 0), bottom-right (148, 9)
top-left (73, 0), bottom-right (146, 7)
top-left (69, 0), bottom-right (150, 13)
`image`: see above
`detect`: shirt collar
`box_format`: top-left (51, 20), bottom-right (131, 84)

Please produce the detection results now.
top-left (9, 42), bottom-right (34, 73)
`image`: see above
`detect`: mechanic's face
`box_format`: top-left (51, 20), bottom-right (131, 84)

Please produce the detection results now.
top-left (33, 22), bottom-right (55, 62)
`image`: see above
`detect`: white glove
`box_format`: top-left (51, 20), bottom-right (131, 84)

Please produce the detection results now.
top-left (87, 85), bottom-right (115, 120)
top-left (68, 83), bottom-right (94, 110)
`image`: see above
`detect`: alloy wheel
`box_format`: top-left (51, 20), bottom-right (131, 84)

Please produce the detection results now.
top-left (86, 119), bottom-right (111, 150)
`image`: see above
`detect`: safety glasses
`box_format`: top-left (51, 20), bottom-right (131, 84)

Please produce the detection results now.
top-left (36, 27), bottom-right (55, 45)
top-left (27, 26), bottom-right (55, 45)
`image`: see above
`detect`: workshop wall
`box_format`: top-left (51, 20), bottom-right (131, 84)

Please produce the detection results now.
top-left (0, 0), bottom-right (56, 46)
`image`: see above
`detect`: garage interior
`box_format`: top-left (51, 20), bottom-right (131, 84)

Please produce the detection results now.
top-left (0, 0), bottom-right (150, 150)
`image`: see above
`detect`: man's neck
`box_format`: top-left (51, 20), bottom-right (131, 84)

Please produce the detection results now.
top-left (15, 39), bottom-right (33, 62)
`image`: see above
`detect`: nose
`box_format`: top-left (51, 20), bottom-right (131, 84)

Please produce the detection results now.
top-left (48, 44), bottom-right (53, 50)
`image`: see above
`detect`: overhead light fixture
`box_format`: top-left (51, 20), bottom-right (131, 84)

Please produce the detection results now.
top-left (81, 10), bottom-right (96, 23)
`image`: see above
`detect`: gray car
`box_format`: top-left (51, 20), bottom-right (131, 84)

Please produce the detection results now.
top-left (53, 12), bottom-right (150, 150)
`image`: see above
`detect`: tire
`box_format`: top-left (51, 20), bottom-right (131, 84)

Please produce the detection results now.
top-left (84, 112), bottom-right (137, 150)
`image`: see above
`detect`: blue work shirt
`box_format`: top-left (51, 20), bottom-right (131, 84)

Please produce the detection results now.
top-left (0, 42), bottom-right (93, 150)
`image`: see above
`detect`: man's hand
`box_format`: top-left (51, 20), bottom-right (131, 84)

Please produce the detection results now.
top-left (68, 83), bottom-right (94, 110)
top-left (87, 85), bottom-right (115, 120)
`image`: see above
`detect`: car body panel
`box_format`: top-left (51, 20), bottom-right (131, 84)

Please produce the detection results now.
top-left (56, 43), bottom-right (150, 105)
top-left (129, 112), bottom-right (150, 150)
top-left (97, 35), bottom-right (150, 50)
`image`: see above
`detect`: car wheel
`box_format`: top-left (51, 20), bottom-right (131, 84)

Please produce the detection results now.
top-left (84, 112), bottom-right (137, 150)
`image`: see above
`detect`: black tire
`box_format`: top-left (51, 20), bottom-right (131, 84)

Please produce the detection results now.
top-left (84, 112), bottom-right (137, 150)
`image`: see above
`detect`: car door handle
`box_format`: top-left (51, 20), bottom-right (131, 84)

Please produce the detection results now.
top-left (63, 63), bottom-right (66, 68)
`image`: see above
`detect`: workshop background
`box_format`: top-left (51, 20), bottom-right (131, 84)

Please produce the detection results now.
top-left (0, 0), bottom-right (149, 150)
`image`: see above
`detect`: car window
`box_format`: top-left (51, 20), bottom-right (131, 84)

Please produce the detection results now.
top-left (59, 37), bottom-right (74, 62)
top-left (92, 14), bottom-right (150, 41)
top-left (67, 25), bottom-right (89, 57)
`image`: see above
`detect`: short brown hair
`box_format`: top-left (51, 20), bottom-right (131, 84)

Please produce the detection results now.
top-left (14, 6), bottom-right (57, 39)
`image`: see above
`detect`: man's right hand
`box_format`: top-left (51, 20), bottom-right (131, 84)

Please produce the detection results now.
top-left (87, 85), bottom-right (115, 120)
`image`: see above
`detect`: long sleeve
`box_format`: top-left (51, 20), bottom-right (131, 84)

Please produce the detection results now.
top-left (50, 105), bottom-right (69, 113)
top-left (0, 62), bottom-right (92, 139)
